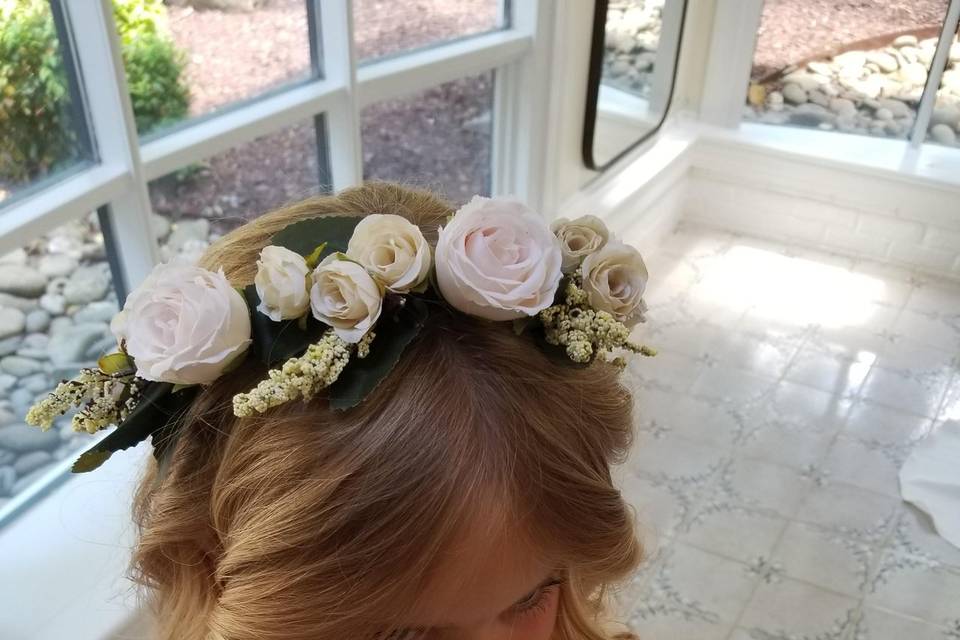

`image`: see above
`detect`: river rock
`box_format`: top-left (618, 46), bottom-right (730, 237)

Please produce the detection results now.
top-left (0, 265), bottom-right (47, 298)
top-left (84, 335), bottom-right (118, 361)
top-left (808, 89), bottom-right (829, 107)
top-left (789, 103), bottom-right (834, 126)
top-left (875, 107), bottom-right (894, 121)
top-left (46, 322), bottom-right (108, 366)
top-left (0, 293), bottom-right (38, 312)
top-left (0, 423), bottom-right (60, 453)
top-left (0, 449), bottom-right (12, 466)
top-left (930, 123), bottom-right (957, 145)
top-left (900, 62), bottom-right (927, 86)
top-left (0, 249), bottom-right (27, 266)
top-left (63, 265), bottom-right (111, 305)
top-left (866, 51), bottom-right (898, 73)
top-left (950, 41), bottom-right (960, 63)
top-left (151, 213), bottom-right (172, 240)
top-left (0, 336), bottom-right (21, 357)
top-left (0, 307), bottom-right (25, 339)
top-left (20, 373), bottom-right (51, 394)
top-left (13, 450), bottom-right (53, 476)
top-left (931, 105), bottom-right (960, 128)
top-left (0, 355), bottom-right (43, 377)
top-left (782, 71), bottom-right (825, 92)
top-left (0, 375), bottom-right (15, 394)
top-left (782, 83), bottom-right (807, 105)
top-left (829, 97), bottom-right (856, 117)
top-left (0, 466), bottom-right (14, 496)
top-left (37, 254), bottom-right (78, 279)
top-left (39, 294), bottom-right (65, 315)
top-left (894, 34), bottom-right (918, 48)
top-left (877, 98), bottom-right (911, 118)
top-left (24, 309), bottom-right (50, 334)
top-left (73, 301), bottom-right (118, 325)
top-left (167, 219), bottom-right (211, 253)
top-left (834, 50), bottom-right (866, 74)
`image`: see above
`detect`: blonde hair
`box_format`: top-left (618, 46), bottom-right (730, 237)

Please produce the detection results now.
top-left (131, 183), bottom-right (643, 640)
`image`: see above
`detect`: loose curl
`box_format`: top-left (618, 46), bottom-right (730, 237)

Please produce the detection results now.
top-left (131, 183), bottom-right (643, 639)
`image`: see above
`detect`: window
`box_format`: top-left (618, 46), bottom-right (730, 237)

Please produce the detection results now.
top-left (0, 0), bottom-right (93, 205)
top-left (743, 0), bottom-right (952, 141)
top-left (925, 27), bottom-right (960, 147)
top-left (114, 0), bottom-right (314, 137)
top-left (0, 213), bottom-right (119, 518)
top-left (0, 0), bottom-right (545, 538)
top-left (361, 72), bottom-right (494, 204)
top-left (353, 0), bottom-right (506, 63)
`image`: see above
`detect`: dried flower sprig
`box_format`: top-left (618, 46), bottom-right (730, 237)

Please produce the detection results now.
top-left (26, 368), bottom-right (142, 434)
top-left (539, 275), bottom-right (655, 365)
top-left (233, 330), bottom-right (353, 417)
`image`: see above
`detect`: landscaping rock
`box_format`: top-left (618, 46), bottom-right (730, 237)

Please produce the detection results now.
top-left (13, 450), bottom-right (53, 476)
top-left (0, 265), bottom-right (47, 298)
top-left (167, 219), bottom-right (211, 252)
top-left (39, 294), bottom-right (66, 315)
top-left (37, 254), bottom-right (79, 279)
top-left (782, 83), bottom-right (807, 105)
top-left (63, 265), bottom-right (111, 305)
top-left (46, 322), bottom-right (109, 366)
top-left (0, 307), bottom-right (25, 339)
top-left (0, 336), bottom-right (21, 357)
top-left (0, 293), bottom-right (38, 312)
top-left (73, 301), bottom-right (119, 325)
top-left (930, 123), bottom-right (957, 145)
top-left (0, 423), bottom-right (60, 453)
top-left (20, 373), bottom-right (52, 394)
top-left (0, 466), bottom-right (14, 496)
top-left (0, 355), bottom-right (44, 377)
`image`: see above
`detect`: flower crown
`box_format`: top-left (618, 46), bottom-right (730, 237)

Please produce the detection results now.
top-left (26, 196), bottom-right (654, 473)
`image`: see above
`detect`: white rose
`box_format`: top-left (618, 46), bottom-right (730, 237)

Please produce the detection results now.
top-left (435, 196), bottom-right (562, 321)
top-left (346, 214), bottom-right (431, 293)
top-left (112, 262), bottom-right (251, 385)
top-left (581, 241), bottom-right (649, 325)
top-left (551, 214), bottom-right (610, 272)
top-left (254, 246), bottom-right (311, 321)
top-left (310, 255), bottom-right (383, 343)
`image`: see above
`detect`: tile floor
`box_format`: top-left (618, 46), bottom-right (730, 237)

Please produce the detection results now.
top-left (614, 224), bottom-right (960, 640)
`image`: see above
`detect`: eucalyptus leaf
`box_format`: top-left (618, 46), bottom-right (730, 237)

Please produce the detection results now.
top-left (270, 216), bottom-right (363, 261)
top-left (244, 285), bottom-right (325, 366)
top-left (328, 297), bottom-right (429, 411)
top-left (71, 382), bottom-right (200, 473)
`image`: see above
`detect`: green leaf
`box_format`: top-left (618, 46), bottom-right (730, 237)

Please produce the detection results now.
top-left (98, 352), bottom-right (134, 375)
top-left (270, 216), bottom-right (363, 262)
top-left (243, 285), bottom-right (325, 366)
top-left (304, 242), bottom-right (328, 269)
top-left (328, 297), bottom-right (429, 411)
top-left (71, 382), bottom-right (200, 473)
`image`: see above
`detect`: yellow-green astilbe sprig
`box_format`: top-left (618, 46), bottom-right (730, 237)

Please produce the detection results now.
top-left (26, 366), bottom-right (143, 435)
top-left (232, 329), bottom-right (353, 417)
top-left (538, 275), bottom-right (656, 366)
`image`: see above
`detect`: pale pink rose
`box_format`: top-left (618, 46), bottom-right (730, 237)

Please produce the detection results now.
top-left (112, 262), bottom-right (251, 385)
top-left (551, 214), bottom-right (610, 272)
top-left (435, 196), bottom-right (562, 320)
top-left (346, 214), bottom-right (431, 293)
top-left (581, 241), bottom-right (649, 325)
top-left (254, 246), bottom-right (311, 321)
top-left (310, 255), bottom-right (383, 343)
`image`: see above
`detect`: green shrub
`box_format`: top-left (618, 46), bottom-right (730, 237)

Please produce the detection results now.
top-left (0, 0), bottom-right (190, 185)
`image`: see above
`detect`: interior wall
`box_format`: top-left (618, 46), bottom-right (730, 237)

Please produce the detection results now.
top-left (686, 137), bottom-right (960, 280)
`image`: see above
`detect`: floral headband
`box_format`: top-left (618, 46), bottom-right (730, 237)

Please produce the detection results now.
top-left (26, 196), bottom-right (654, 473)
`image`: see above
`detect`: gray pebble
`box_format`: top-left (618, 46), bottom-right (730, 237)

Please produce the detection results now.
top-left (10, 388), bottom-right (34, 412)
top-left (930, 123), bottom-right (957, 145)
top-left (0, 449), bottom-right (13, 466)
top-left (782, 83), bottom-right (807, 105)
top-left (875, 108), bottom-right (893, 121)
top-left (12, 465), bottom-right (52, 494)
top-left (37, 254), bottom-right (78, 279)
top-left (0, 374), bottom-right (15, 393)
top-left (39, 293), bottom-right (66, 315)
top-left (0, 336), bottom-right (21, 357)
top-left (21, 373), bottom-right (52, 394)
top-left (0, 293), bottom-right (38, 312)
top-left (0, 265), bottom-right (47, 298)
top-left (63, 265), bottom-right (111, 305)
top-left (0, 355), bottom-right (44, 377)
top-left (24, 309), bottom-right (51, 333)
top-left (0, 307), bottom-right (25, 339)
top-left (0, 466), bottom-right (15, 496)
top-left (13, 450), bottom-right (53, 476)
top-left (46, 322), bottom-right (109, 366)
top-left (85, 335), bottom-right (119, 361)
top-left (49, 316), bottom-right (73, 335)
top-left (73, 300), bottom-right (118, 325)
top-left (0, 423), bottom-right (61, 453)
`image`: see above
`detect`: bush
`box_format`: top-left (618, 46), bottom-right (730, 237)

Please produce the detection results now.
top-left (0, 0), bottom-right (190, 185)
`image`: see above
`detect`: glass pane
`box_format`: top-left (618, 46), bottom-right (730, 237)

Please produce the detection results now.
top-left (0, 214), bottom-right (119, 517)
top-left (115, 0), bottom-right (313, 137)
top-left (0, 0), bottom-right (92, 205)
top-left (361, 72), bottom-right (494, 205)
top-left (925, 27), bottom-right (960, 148)
top-left (149, 118), bottom-right (322, 261)
top-left (354, 0), bottom-right (504, 63)
top-left (744, 0), bottom-right (950, 140)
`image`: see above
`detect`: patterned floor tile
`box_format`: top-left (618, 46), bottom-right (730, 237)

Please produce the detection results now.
top-left (856, 607), bottom-right (955, 640)
top-left (738, 577), bottom-right (860, 640)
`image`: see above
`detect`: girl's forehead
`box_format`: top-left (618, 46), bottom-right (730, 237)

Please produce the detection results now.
top-left (401, 516), bottom-right (554, 628)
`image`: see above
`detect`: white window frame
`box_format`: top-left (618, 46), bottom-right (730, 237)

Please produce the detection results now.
top-left (697, 0), bottom-right (960, 185)
top-left (0, 2), bottom-right (556, 637)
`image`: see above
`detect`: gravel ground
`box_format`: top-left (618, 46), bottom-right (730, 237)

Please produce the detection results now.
top-left (752, 0), bottom-right (949, 79)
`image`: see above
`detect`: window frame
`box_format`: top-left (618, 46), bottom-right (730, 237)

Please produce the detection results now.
top-left (698, 0), bottom-right (960, 185)
top-left (0, 0), bottom-right (553, 556)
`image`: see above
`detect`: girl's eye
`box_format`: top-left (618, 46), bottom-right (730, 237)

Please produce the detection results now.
top-left (380, 629), bottom-right (428, 640)
top-left (510, 580), bottom-right (563, 618)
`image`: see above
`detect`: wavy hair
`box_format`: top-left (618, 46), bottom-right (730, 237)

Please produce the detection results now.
top-left (131, 183), bottom-right (643, 639)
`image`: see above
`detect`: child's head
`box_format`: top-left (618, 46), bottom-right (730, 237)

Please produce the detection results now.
top-left (132, 183), bottom-right (642, 640)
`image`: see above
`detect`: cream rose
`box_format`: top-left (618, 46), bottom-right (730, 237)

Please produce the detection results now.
top-left (346, 214), bottom-right (431, 293)
top-left (435, 196), bottom-right (562, 320)
top-left (581, 241), bottom-right (649, 325)
top-left (310, 255), bottom-right (383, 343)
top-left (551, 214), bottom-right (610, 272)
top-left (111, 262), bottom-right (251, 385)
top-left (254, 246), bottom-right (310, 321)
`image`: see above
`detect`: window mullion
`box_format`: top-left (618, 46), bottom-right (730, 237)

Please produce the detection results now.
top-left (700, 0), bottom-right (764, 128)
top-left (319, 0), bottom-right (363, 191)
top-left (909, 0), bottom-right (960, 148)
top-left (62, 0), bottom-right (159, 291)
top-left (489, 1), bottom-right (549, 209)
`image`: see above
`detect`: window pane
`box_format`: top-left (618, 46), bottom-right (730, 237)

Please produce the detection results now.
top-left (925, 28), bottom-right (960, 148)
top-left (0, 1), bottom-right (92, 205)
top-left (361, 72), bottom-right (494, 205)
top-left (0, 214), bottom-right (118, 518)
top-left (354, 0), bottom-right (504, 63)
top-left (744, 1), bottom-right (950, 140)
top-left (149, 119), bottom-right (323, 261)
top-left (116, 0), bottom-right (313, 137)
